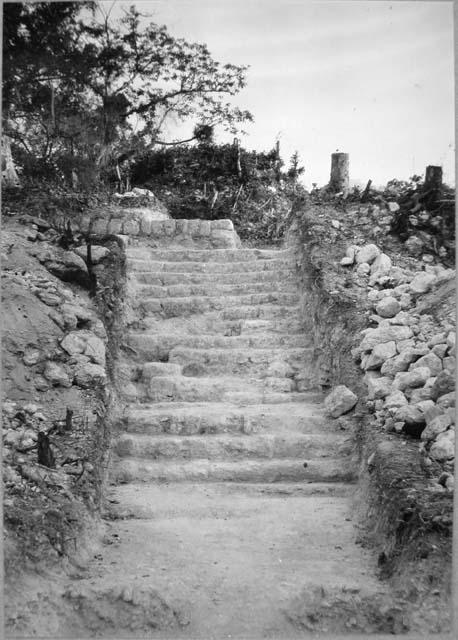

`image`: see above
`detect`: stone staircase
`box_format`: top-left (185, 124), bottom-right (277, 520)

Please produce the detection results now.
top-left (93, 220), bottom-right (383, 638)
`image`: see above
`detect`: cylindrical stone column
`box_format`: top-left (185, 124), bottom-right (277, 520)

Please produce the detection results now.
top-left (329, 152), bottom-right (349, 195)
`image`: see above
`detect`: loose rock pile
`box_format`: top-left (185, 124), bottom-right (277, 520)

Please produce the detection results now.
top-left (327, 242), bottom-right (455, 491)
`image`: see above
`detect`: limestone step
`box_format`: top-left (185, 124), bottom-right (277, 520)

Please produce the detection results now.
top-left (137, 315), bottom-right (304, 336)
top-left (127, 332), bottom-right (310, 360)
top-left (133, 270), bottom-right (297, 285)
top-left (167, 346), bottom-right (311, 375)
top-left (135, 281), bottom-right (298, 298)
top-left (106, 481), bottom-right (355, 518)
top-left (110, 457), bottom-right (356, 484)
top-left (120, 401), bottom-right (328, 436)
top-left (140, 375), bottom-right (314, 402)
top-left (138, 292), bottom-right (299, 316)
top-left (127, 247), bottom-right (295, 263)
top-left (113, 432), bottom-right (351, 461)
top-left (222, 304), bottom-right (300, 320)
top-left (127, 259), bottom-right (295, 274)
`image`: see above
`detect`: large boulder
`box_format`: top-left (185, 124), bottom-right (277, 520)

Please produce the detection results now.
top-left (364, 341), bottom-right (397, 370)
top-left (393, 367), bottom-right (431, 391)
top-left (409, 272), bottom-right (437, 295)
top-left (43, 361), bottom-right (72, 388)
top-left (324, 385), bottom-right (358, 418)
top-left (375, 297), bottom-right (401, 319)
top-left (60, 330), bottom-right (106, 366)
top-left (430, 370), bottom-right (455, 401)
top-left (365, 374), bottom-right (392, 399)
top-left (429, 429), bottom-right (455, 462)
top-left (360, 325), bottom-right (413, 352)
top-left (74, 363), bottom-right (107, 388)
top-left (41, 248), bottom-right (90, 287)
top-left (421, 413), bottom-right (454, 442)
top-left (75, 245), bottom-right (110, 264)
top-left (409, 352), bottom-right (443, 377)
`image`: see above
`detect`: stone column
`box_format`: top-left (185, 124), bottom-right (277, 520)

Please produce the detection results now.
top-left (424, 165), bottom-right (442, 191)
top-left (329, 152), bottom-right (349, 195)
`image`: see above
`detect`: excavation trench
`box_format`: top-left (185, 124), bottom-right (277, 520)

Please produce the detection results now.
top-left (23, 215), bottom-right (444, 637)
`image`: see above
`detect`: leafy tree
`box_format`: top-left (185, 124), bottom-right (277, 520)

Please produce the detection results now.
top-left (287, 151), bottom-right (305, 182)
top-left (2, 2), bottom-right (253, 180)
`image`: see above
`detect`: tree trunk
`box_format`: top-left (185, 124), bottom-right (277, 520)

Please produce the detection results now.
top-left (1, 135), bottom-right (20, 187)
top-left (329, 152), bottom-right (349, 195)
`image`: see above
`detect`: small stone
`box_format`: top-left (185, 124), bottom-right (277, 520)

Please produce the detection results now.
top-left (23, 403), bottom-right (39, 415)
top-left (388, 202), bottom-right (400, 213)
top-left (37, 291), bottom-right (62, 307)
top-left (399, 293), bottom-right (413, 310)
top-left (324, 385), bottom-right (358, 418)
top-left (443, 356), bottom-right (456, 373)
top-left (446, 331), bottom-right (455, 350)
top-left (34, 376), bottom-right (50, 391)
top-left (356, 244), bottom-right (380, 264)
top-left (43, 361), bottom-right (72, 388)
top-left (331, 219), bottom-right (341, 229)
top-left (266, 361), bottom-right (294, 378)
top-left (340, 256), bottom-right (354, 266)
top-left (2, 401), bottom-right (17, 417)
top-left (356, 263), bottom-right (371, 276)
top-left (409, 353), bottom-right (443, 377)
top-left (23, 347), bottom-right (43, 366)
top-left (385, 390), bottom-right (408, 409)
top-left (375, 297), bottom-right (401, 319)
top-left (370, 252), bottom-right (392, 276)
top-left (405, 236), bottom-right (424, 257)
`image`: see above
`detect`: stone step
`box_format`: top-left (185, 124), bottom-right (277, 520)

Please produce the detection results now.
top-left (127, 247), bottom-right (295, 263)
top-left (167, 346), bottom-right (311, 376)
top-left (137, 315), bottom-right (304, 336)
top-left (110, 457), bottom-right (356, 484)
top-left (222, 304), bottom-right (301, 320)
top-left (135, 281), bottom-right (298, 298)
top-left (127, 332), bottom-right (310, 360)
top-left (133, 270), bottom-right (297, 285)
top-left (113, 432), bottom-right (351, 461)
top-left (120, 401), bottom-right (328, 436)
top-left (138, 292), bottom-right (300, 316)
top-left (141, 374), bottom-right (315, 402)
top-left (106, 482), bottom-right (355, 519)
top-left (127, 259), bottom-right (295, 274)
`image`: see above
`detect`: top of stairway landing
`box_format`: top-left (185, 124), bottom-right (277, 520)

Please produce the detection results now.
top-left (80, 213), bottom-right (247, 250)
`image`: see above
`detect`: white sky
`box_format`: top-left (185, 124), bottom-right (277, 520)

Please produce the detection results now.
top-left (106, 0), bottom-right (455, 188)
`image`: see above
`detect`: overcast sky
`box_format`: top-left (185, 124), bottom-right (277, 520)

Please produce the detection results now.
top-left (107, 0), bottom-right (455, 188)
